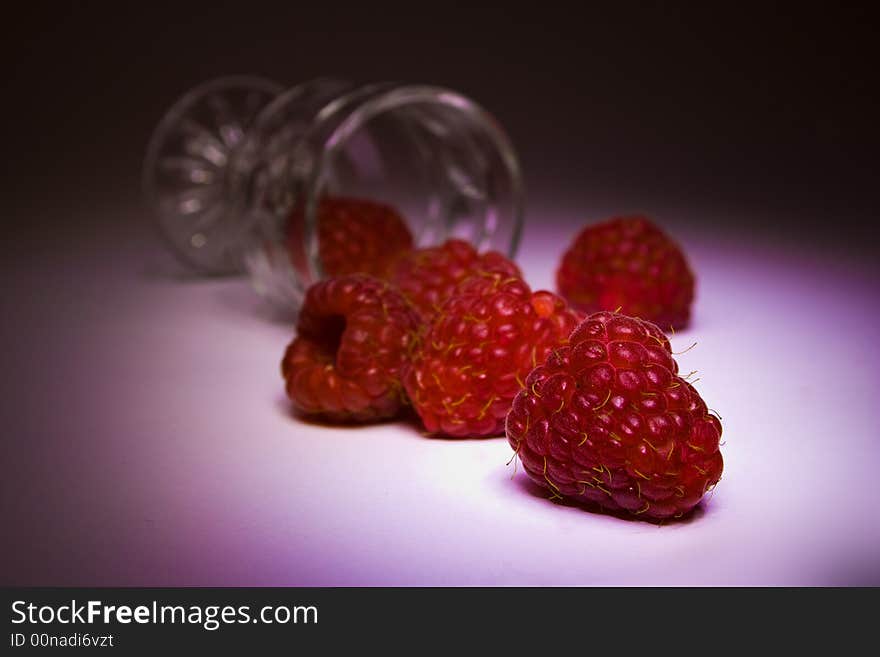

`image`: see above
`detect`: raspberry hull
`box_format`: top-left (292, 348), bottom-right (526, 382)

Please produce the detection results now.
top-left (506, 311), bottom-right (722, 520)
top-left (282, 275), bottom-right (420, 422)
top-left (390, 239), bottom-right (522, 322)
top-left (556, 216), bottom-right (695, 330)
top-left (404, 275), bottom-right (580, 438)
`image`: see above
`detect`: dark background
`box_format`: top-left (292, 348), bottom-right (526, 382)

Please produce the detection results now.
top-left (4, 2), bottom-right (878, 253)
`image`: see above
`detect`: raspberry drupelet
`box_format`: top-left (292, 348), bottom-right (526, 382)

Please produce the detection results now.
top-left (390, 239), bottom-right (522, 322)
top-left (403, 273), bottom-right (581, 438)
top-left (287, 196), bottom-right (414, 280)
top-left (506, 311), bottom-right (723, 520)
top-left (556, 216), bottom-right (695, 330)
top-left (282, 274), bottom-right (420, 422)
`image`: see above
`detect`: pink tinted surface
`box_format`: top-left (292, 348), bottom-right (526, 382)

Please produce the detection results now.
top-left (2, 201), bottom-right (879, 586)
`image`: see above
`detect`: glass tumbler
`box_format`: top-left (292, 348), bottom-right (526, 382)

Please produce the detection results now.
top-left (143, 76), bottom-right (524, 312)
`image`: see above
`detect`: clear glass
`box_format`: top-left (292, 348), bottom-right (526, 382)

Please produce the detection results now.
top-left (144, 76), bottom-right (524, 312)
top-left (143, 75), bottom-right (285, 274)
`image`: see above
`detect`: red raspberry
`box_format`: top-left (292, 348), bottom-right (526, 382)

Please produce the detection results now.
top-left (403, 274), bottom-right (580, 438)
top-left (287, 196), bottom-right (413, 279)
top-left (506, 311), bottom-right (723, 520)
top-left (556, 216), bottom-right (695, 330)
top-left (282, 275), bottom-right (419, 422)
top-left (390, 239), bottom-right (522, 321)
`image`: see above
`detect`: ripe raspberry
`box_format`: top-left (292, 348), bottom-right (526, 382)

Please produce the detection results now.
top-left (286, 196), bottom-right (413, 279)
top-left (390, 239), bottom-right (522, 321)
top-left (556, 216), bottom-right (695, 330)
top-left (403, 274), bottom-right (580, 437)
top-left (506, 311), bottom-right (722, 520)
top-left (282, 275), bottom-right (419, 422)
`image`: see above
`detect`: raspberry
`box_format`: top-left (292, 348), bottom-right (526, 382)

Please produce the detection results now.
top-left (282, 275), bottom-right (419, 422)
top-left (403, 274), bottom-right (580, 438)
top-left (506, 311), bottom-right (723, 520)
top-left (390, 239), bottom-right (522, 321)
top-left (287, 196), bottom-right (413, 279)
top-left (556, 216), bottom-right (695, 330)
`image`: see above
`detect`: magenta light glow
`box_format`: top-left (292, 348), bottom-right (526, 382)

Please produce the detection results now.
top-left (3, 203), bottom-right (878, 586)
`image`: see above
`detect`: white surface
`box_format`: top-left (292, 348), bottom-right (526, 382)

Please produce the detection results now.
top-left (3, 210), bottom-right (879, 585)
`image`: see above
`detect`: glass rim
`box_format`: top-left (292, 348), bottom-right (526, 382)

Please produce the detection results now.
top-left (301, 83), bottom-right (525, 282)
